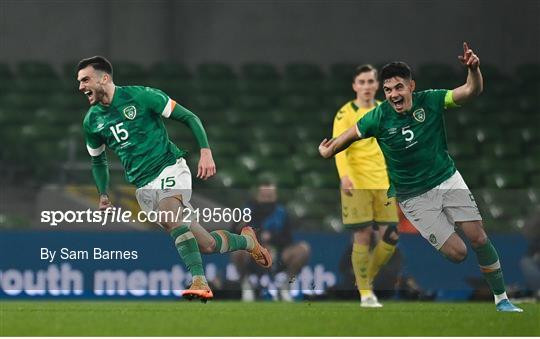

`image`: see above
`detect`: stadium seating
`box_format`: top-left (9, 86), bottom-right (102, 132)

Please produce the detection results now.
top-left (531, 173), bottom-right (540, 187)
top-left (0, 63), bottom-right (14, 93)
top-left (195, 62), bottom-right (238, 97)
top-left (416, 62), bottom-right (461, 90)
top-left (151, 62), bottom-right (192, 80)
top-left (282, 62), bottom-right (325, 96)
top-left (113, 61), bottom-right (148, 85)
top-left (329, 63), bottom-right (356, 82)
top-left (1, 60), bottom-right (537, 231)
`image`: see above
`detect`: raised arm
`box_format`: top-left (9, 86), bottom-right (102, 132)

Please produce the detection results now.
top-left (319, 125), bottom-right (362, 159)
top-left (452, 42), bottom-right (483, 105)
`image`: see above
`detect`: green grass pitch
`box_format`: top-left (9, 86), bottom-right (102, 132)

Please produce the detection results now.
top-left (1, 301), bottom-right (538, 336)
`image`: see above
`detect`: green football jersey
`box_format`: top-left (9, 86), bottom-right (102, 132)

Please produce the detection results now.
top-left (83, 86), bottom-right (186, 188)
top-left (357, 89), bottom-right (456, 201)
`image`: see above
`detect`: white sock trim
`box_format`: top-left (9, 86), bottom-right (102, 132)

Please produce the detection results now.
top-left (480, 260), bottom-right (501, 271)
top-left (174, 231), bottom-right (194, 245)
top-left (494, 291), bottom-right (508, 304)
top-left (244, 235), bottom-right (255, 251)
top-left (214, 231), bottom-right (229, 253)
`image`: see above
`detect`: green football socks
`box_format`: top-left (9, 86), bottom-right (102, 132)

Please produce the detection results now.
top-left (473, 238), bottom-right (506, 296)
top-left (210, 230), bottom-right (254, 253)
top-left (170, 225), bottom-right (205, 277)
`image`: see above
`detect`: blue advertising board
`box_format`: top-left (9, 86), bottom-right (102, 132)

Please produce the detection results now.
top-left (0, 231), bottom-right (527, 300)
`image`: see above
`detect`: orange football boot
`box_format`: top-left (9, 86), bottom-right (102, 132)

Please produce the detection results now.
top-left (241, 226), bottom-right (273, 269)
top-left (182, 276), bottom-right (213, 303)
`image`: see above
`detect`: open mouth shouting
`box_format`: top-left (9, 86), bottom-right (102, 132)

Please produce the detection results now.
top-left (84, 90), bottom-right (94, 103)
top-left (391, 96), bottom-right (405, 111)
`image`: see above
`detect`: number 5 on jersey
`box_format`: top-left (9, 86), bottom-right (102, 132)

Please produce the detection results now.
top-left (402, 126), bottom-right (414, 142)
top-left (110, 122), bottom-right (129, 142)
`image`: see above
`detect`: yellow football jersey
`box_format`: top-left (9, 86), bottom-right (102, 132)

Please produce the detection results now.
top-left (332, 100), bottom-right (390, 189)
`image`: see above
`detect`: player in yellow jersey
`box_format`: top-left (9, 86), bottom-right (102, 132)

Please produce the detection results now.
top-left (332, 65), bottom-right (399, 307)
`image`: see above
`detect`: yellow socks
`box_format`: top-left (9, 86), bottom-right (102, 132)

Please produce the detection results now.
top-left (352, 240), bottom-right (396, 299)
top-left (367, 240), bottom-right (396, 284)
top-left (352, 243), bottom-right (371, 297)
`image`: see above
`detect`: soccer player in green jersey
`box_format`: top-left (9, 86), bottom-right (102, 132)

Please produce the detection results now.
top-left (77, 56), bottom-right (272, 302)
top-left (319, 43), bottom-right (522, 312)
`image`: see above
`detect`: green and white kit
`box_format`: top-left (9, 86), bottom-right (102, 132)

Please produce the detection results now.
top-left (83, 85), bottom-right (209, 212)
top-left (357, 89), bottom-right (482, 248)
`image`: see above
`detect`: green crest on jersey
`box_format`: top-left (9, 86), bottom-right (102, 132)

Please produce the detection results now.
top-left (413, 108), bottom-right (425, 122)
top-left (123, 105), bottom-right (137, 120)
top-left (429, 234), bottom-right (437, 245)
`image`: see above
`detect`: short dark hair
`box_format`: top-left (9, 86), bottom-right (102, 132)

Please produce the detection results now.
top-left (77, 56), bottom-right (113, 76)
top-left (257, 175), bottom-right (277, 188)
top-left (380, 62), bottom-right (412, 83)
top-left (353, 64), bottom-right (377, 82)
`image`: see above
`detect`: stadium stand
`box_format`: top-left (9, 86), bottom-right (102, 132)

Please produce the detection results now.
top-left (0, 61), bottom-right (537, 231)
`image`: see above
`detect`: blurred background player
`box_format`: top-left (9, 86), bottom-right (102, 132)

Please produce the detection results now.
top-left (231, 179), bottom-right (311, 301)
top-left (78, 56), bottom-right (271, 302)
top-left (520, 207), bottom-right (540, 300)
top-left (332, 64), bottom-right (399, 307)
top-left (319, 43), bottom-right (523, 312)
